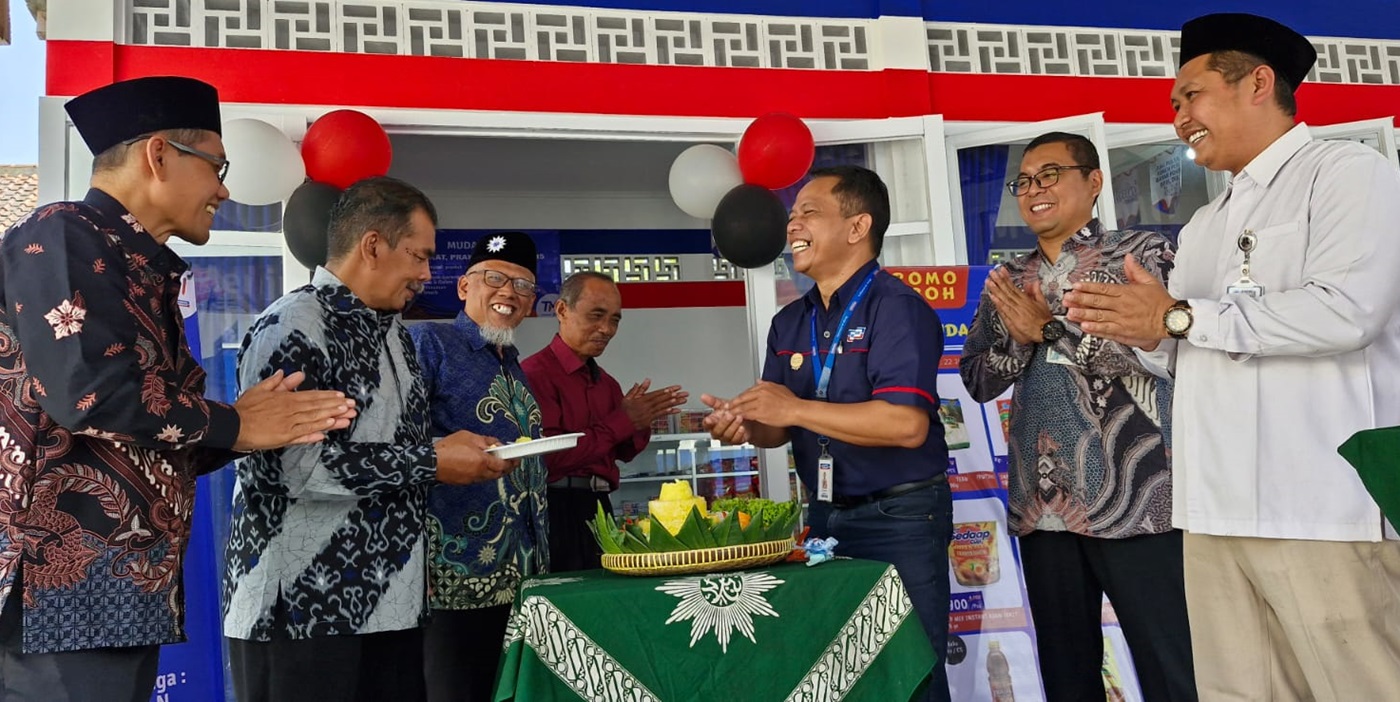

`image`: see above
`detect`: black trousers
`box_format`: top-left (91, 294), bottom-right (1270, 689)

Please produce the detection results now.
top-left (0, 585), bottom-right (159, 702)
top-left (546, 486), bottom-right (612, 573)
top-left (1019, 529), bottom-right (1197, 702)
top-left (227, 628), bottom-right (426, 702)
top-left (423, 605), bottom-right (512, 702)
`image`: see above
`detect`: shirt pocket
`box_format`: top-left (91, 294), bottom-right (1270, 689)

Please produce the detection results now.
top-left (1244, 221), bottom-right (1306, 290)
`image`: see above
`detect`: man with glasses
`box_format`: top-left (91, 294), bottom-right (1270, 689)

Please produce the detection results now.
top-left (523, 272), bottom-right (687, 572)
top-left (410, 231), bottom-right (549, 702)
top-left (0, 77), bottom-right (357, 701)
top-left (224, 177), bottom-right (512, 702)
top-left (1065, 13), bottom-right (1400, 699)
top-left (960, 132), bottom-right (1193, 701)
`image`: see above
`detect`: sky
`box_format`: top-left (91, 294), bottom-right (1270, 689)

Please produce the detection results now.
top-left (0, 0), bottom-right (45, 165)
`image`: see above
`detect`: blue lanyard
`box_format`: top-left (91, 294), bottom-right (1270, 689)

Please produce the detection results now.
top-left (809, 269), bottom-right (877, 400)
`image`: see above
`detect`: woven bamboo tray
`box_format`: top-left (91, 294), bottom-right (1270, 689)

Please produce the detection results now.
top-left (602, 538), bottom-right (795, 577)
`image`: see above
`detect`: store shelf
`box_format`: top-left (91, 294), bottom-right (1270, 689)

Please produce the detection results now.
top-left (615, 440), bottom-right (764, 517)
top-left (622, 470), bottom-right (760, 484)
top-left (648, 432), bottom-right (713, 443)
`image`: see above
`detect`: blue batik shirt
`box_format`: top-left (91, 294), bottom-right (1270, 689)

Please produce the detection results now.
top-left (410, 313), bottom-right (547, 610)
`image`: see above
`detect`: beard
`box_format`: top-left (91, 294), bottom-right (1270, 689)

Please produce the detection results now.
top-left (479, 323), bottom-right (516, 348)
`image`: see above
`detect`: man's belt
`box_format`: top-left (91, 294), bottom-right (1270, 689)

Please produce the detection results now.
top-left (829, 475), bottom-right (946, 509)
top-left (549, 475), bottom-right (611, 492)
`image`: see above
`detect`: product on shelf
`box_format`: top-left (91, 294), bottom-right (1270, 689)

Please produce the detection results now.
top-left (676, 410), bottom-right (711, 433)
top-left (986, 640), bottom-right (1016, 701)
top-left (649, 415), bottom-right (675, 435)
top-left (949, 521), bottom-right (1001, 586)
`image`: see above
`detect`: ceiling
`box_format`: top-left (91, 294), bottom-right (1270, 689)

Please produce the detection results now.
top-left (387, 135), bottom-right (722, 194)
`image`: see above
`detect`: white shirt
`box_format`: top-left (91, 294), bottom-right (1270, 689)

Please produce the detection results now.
top-left (1169, 123), bottom-right (1400, 542)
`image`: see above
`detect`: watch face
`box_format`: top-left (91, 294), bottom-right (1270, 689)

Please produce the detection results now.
top-left (1165, 307), bottom-right (1191, 334)
top-left (1041, 320), bottom-right (1065, 342)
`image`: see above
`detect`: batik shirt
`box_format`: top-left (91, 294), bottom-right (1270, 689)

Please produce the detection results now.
top-left (410, 314), bottom-right (547, 610)
top-left (960, 221), bottom-right (1176, 539)
top-left (0, 190), bottom-right (241, 653)
top-left (222, 267), bottom-right (435, 640)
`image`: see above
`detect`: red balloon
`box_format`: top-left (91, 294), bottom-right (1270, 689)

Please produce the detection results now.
top-left (737, 113), bottom-right (815, 190)
top-left (301, 110), bottom-right (393, 190)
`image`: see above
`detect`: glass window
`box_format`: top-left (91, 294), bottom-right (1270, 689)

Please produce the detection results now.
top-left (1106, 142), bottom-right (1212, 245)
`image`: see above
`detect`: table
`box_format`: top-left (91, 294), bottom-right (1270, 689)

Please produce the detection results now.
top-left (494, 558), bottom-right (935, 702)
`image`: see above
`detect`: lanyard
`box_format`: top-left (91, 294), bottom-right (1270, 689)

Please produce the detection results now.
top-left (809, 269), bottom-right (877, 400)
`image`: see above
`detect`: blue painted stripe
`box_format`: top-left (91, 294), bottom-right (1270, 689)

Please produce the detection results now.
top-left (487, 0), bottom-right (920, 19)
top-left (558, 229), bottom-right (714, 255)
top-left (480, 1), bottom-right (1400, 40)
top-left (924, 1), bottom-right (1400, 41)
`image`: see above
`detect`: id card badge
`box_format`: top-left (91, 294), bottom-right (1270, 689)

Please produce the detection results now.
top-left (816, 449), bottom-right (834, 502)
top-left (1226, 280), bottom-right (1265, 299)
top-left (1228, 230), bottom-right (1266, 299)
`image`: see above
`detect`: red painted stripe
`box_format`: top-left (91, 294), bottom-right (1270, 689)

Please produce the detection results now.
top-left (47, 41), bottom-right (1400, 127)
top-left (928, 72), bottom-right (1400, 127)
top-left (617, 281), bottom-right (745, 309)
top-left (872, 386), bottom-right (936, 404)
top-left (46, 41), bottom-right (929, 118)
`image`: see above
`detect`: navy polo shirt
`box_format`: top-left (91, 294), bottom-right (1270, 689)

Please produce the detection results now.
top-left (761, 259), bottom-right (948, 498)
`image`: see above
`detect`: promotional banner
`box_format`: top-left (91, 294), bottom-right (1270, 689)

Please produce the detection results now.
top-left (887, 266), bottom-right (1146, 702)
top-left (408, 229), bottom-right (562, 319)
top-left (150, 270), bottom-right (227, 702)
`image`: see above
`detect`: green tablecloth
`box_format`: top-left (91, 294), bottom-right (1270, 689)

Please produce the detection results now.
top-left (495, 558), bottom-right (934, 702)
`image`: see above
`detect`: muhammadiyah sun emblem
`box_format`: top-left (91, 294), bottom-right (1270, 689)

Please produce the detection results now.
top-left (655, 572), bottom-right (784, 653)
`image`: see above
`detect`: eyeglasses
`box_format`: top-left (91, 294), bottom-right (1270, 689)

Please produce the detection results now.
top-left (1006, 165), bottom-right (1095, 196)
top-left (122, 134), bottom-right (230, 183)
top-left (467, 269), bottom-right (538, 296)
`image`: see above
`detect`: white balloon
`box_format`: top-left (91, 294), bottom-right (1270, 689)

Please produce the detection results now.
top-left (668, 144), bottom-right (743, 220)
top-left (221, 118), bottom-right (306, 206)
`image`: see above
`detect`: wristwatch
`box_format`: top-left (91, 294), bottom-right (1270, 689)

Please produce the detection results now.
top-left (1163, 300), bottom-right (1194, 338)
top-left (1040, 320), bottom-right (1066, 343)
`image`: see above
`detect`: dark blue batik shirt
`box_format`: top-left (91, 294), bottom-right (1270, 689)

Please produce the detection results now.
top-left (410, 313), bottom-right (547, 610)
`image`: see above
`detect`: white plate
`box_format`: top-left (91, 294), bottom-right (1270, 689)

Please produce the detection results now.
top-left (485, 432), bottom-right (584, 460)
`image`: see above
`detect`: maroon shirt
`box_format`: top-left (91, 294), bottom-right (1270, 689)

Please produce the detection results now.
top-left (522, 334), bottom-right (649, 489)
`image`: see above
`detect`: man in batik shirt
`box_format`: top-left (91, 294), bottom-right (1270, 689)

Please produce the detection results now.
top-left (411, 231), bottom-right (548, 702)
top-left (960, 132), bottom-right (1194, 702)
top-left (223, 177), bottom-right (512, 702)
top-left (0, 77), bottom-right (354, 702)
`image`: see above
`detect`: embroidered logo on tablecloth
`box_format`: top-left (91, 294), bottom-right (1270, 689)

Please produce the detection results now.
top-left (655, 572), bottom-right (784, 653)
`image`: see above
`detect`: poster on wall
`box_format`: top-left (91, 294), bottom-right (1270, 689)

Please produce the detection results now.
top-left (407, 229), bottom-right (562, 319)
top-left (1149, 148), bottom-right (1184, 216)
top-left (887, 266), bottom-right (1145, 702)
top-left (1113, 168), bottom-right (1142, 229)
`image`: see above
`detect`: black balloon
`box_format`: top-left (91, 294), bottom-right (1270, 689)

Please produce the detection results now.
top-left (283, 180), bottom-right (341, 269)
top-left (711, 184), bottom-right (787, 269)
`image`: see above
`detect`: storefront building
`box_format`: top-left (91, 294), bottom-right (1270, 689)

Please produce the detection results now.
top-left (34, 2), bottom-right (1400, 699)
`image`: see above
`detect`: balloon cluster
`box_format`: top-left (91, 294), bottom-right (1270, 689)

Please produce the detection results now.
top-left (667, 113), bottom-right (814, 269)
top-left (281, 110), bottom-right (394, 269)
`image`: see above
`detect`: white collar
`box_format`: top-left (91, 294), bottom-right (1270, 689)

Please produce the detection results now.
top-left (1234, 122), bottom-right (1312, 189)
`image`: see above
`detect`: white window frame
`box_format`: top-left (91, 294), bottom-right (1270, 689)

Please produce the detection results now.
top-left (944, 113), bottom-right (1117, 265)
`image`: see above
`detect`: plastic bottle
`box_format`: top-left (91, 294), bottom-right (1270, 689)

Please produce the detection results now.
top-left (986, 640), bottom-right (1015, 702)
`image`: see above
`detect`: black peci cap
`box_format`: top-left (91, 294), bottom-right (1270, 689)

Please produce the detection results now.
top-left (64, 76), bottom-right (222, 155)
top-left (467, 231), bottom-right (538, 277)
top-left (1179, 13), bottom-right (1317, 90)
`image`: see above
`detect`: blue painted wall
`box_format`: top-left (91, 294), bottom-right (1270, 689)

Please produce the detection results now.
top-left (494, 0), bottom-right (1400, 40)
